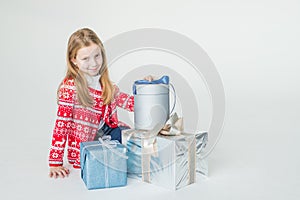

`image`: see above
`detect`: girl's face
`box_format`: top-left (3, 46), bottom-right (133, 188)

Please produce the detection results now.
top-left (72, 43), bottom-right (103, 76)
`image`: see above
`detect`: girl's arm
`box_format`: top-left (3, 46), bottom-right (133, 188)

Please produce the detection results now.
top-left (114, 85), bottom-right (134, 112)
top-left (48, 80), bottom-right (75, 168)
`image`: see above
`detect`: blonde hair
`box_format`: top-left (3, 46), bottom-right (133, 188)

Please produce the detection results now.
top-left (59, 28), bottom-right (114, 107)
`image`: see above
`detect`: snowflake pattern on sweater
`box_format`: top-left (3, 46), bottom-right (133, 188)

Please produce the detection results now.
top-left (48, 78), bottom-right (134, 168)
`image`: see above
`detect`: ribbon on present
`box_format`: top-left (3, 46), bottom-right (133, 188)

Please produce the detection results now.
top-left (133, 75), bottom-right (169, 95)
top-left (82, 135), bottom-right (120, 151)
top-left (122, 123), bottom-right (163, 154)
top-left (82, 135), bottom-right (128, 160)
top-left (159, 112), bottom-right (184, 136)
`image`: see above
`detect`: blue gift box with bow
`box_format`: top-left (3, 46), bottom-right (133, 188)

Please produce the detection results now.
top-left (80, 137), bottom-right (128, 190)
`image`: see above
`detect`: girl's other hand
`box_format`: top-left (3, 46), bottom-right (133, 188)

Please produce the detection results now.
top-left (143, 75), bottom-right (154, 81)
top-left (49, 166), bottom-right (70, 178)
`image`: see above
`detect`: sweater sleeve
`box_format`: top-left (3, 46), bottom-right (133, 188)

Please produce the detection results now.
top-left (49, 80), bottom-right (75, 167)
top-left (114, 85), bottom-right (134, 112)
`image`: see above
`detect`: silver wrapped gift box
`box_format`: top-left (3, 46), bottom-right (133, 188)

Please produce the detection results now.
top-left (122, 129), bottom-right (196, 190)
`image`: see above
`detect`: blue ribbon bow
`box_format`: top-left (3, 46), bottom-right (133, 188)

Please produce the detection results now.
top-left (133, 75), bottom-right (169, 95)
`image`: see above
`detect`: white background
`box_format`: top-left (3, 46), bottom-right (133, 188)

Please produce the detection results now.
top-left (0, 0), bottom-right (299, 199)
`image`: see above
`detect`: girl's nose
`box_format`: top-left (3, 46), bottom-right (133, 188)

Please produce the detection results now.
top-left (89, 58), bottom-right (97, 67)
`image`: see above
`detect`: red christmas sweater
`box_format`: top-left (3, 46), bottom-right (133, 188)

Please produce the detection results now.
top-left (48, 78), bottom-right (134, 168)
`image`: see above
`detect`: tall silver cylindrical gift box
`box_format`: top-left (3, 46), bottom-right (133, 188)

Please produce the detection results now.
top-left (134, 81), bottom-right (169, 130)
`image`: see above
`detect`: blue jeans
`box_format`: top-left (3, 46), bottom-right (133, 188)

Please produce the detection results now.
top-left (94, 123), bottom-right (129, 143)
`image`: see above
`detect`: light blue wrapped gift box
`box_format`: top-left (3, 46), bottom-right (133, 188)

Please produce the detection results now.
top-left (80, 140), bottom-right (127, 190)
top-left (122, 129), bottom-right (196, 190)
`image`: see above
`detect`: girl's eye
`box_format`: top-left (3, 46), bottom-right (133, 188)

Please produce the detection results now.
top-left (95, 54), bottom-right (100, 58)
top-left (82, 57), bottom-right (88, 61)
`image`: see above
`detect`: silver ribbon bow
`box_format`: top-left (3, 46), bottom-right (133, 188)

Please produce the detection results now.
top-left (82, 135), bottom-right (127, 159)
top-left (159, 112), bottom-right (183, 136)
top-left (98, 135), bottom-right (118, 148)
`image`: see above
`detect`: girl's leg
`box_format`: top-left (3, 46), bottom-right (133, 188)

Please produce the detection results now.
top-left (108, 126), bottom-right (122, 143)
top-left (94, 123), bottom-right (122, 143)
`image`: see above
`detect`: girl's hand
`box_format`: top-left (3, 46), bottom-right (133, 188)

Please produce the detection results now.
top-left (49, 166), bottom-right (70, 178)
top-left (143, 75), bottom-right (154, 81)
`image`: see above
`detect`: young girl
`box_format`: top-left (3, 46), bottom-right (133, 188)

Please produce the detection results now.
top-left (48, 28), bottom-right (152, 178)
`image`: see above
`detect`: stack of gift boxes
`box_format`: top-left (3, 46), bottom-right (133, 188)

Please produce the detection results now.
top-left (80, 122), bottom-right (208, 190)
top-left (80, 76), bottom-right (208, 190)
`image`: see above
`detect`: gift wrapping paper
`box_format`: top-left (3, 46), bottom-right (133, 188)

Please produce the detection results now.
top-left (80, 140), bottom-right (127, 190)
top-left (195, 132), bottom-right (208, 176)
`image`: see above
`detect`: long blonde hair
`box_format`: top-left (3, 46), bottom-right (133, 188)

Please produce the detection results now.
top-left (59, 28), bottom-right (114, 107)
